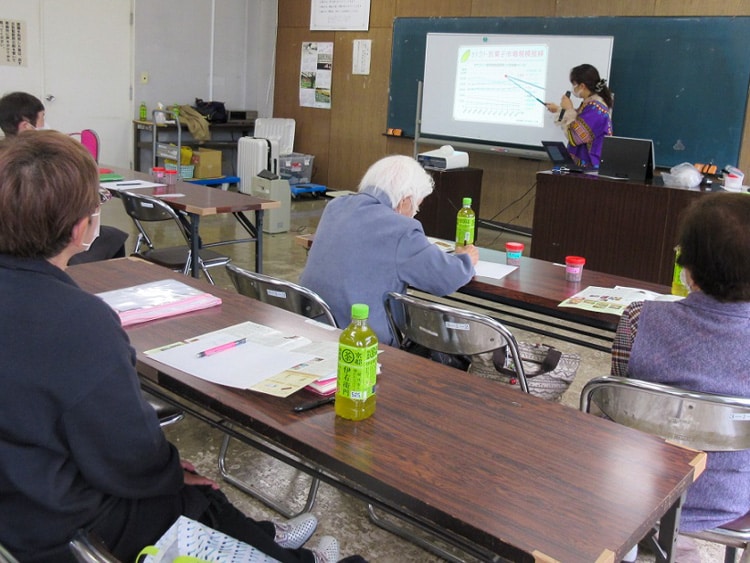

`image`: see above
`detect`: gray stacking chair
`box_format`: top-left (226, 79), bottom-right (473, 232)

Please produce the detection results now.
top-left (581, 375), bottom-right (750, 563)
top-left (384, 291), bottom-right (529, 391)
top-left (118, 190), bottom-right (230, 285)
top-left (220, 264), bottom-right (337, 517)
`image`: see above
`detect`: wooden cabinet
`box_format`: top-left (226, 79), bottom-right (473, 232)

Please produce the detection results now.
top-left (416, 167), bottom-right (483, 242)
top-left (531, 172), bottom-right (714, 285)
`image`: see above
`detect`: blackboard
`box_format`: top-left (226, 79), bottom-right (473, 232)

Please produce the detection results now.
top-left (388, 17), bottom-right (750, 168)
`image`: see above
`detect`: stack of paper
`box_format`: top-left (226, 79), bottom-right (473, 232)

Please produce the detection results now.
top-left (96, 279), bottom-right (222, 326)
top-left (559, 286), bottom-right (682, 316)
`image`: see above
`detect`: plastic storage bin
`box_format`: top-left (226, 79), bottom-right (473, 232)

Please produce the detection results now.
top-left (279, 153), bottom-right (314, 185)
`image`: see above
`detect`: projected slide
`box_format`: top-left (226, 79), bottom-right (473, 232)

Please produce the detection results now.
top-left (421, 33), bottom-right (613, 153)
top-left (454, 44), bottom-right (548, 127)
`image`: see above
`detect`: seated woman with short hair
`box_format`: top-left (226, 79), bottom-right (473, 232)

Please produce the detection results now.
top-left (611, 192), bottom-right (750, 562)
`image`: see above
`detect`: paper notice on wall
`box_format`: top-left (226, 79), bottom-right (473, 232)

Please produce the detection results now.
top-left (0, 19), bottom-right (27, 67)
top-left (300, 42), bottom-right (333, 109)
top-left (310, 0), bottom-right (370, 31)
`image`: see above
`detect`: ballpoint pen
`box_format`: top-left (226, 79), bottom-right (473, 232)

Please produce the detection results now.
top-left (293, 396), bottom-right (335, 413)
top-left (115, 182), bottom-right (142, 186)
top-left (196, 338), bottom-right (247, 358)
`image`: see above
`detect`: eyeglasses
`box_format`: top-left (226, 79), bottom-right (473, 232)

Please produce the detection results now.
top-left (98, 187), bottom-right (112, 204)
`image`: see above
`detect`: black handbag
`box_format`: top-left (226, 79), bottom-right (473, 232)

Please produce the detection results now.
top-left (193, 98), bottom-right (228, 123)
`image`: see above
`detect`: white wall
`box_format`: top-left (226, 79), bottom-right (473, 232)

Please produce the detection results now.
top-left (133, 0), bottom-right (277, 119)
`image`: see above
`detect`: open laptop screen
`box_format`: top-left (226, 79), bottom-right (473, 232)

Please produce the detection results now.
top-left (598, 136), bottom-right (654, 182)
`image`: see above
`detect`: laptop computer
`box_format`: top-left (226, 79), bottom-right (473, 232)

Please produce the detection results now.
top-left (541, 141), bottom-right (585, 173)
top-left (598, 136), bottom-right (655, 182)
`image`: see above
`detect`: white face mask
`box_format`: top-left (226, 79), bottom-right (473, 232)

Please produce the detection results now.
top-left (81, 211), bottom-right (101, 251)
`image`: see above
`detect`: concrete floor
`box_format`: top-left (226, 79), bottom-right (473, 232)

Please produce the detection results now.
top-left (100, 191), bottom-right (725, 562)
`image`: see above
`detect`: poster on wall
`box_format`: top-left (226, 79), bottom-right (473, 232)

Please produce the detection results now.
top-left (310, 0), bottom-right (370, 31)
top-left (300, 42), bottom-right (333, 109)
top-left (0, 19), bottom-right (27, 67)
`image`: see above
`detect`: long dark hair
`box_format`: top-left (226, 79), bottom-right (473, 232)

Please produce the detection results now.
top-left (570, 64), bottom-right (613, 108)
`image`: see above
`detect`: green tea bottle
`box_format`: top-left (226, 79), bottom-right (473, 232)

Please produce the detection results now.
top-left (139, 101), bottom-right (148, 121)
top-left (455, 197), bottom-right (475, 246)
top-left (671, 246), bottom-right (689, 297)
top-left (335, 304), bottom-right (378, 421)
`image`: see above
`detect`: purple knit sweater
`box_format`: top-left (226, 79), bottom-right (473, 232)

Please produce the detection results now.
top-left (627, 291), bottom-right (750, 532)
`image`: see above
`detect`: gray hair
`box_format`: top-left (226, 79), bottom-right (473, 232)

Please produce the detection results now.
top-left (357, 155), bottom-right (434, 209)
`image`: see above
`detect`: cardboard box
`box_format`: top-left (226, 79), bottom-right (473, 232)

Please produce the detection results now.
top-left (191, 148), bottom-right (222, 178)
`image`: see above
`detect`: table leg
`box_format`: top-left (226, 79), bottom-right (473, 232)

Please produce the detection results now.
top-left (651, 492), bottom-right (684, 563)
top-left (255, 210), bottom-right (264, 273)
top-left (189, 213), bottom-right (201, 278)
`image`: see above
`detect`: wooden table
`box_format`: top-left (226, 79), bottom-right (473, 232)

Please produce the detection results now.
top-left (70, 258), bottom-right (704, 563)
top-left (105, 167), bottom-right (279, 276)
top-left (453, 251), bottom-right (671, 351)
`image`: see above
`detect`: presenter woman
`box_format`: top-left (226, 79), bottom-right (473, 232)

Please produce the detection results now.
top-left (545, 64), bottom-right (613, 169)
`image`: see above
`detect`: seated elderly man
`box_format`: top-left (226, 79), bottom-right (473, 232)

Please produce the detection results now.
top-left (300, 155), bottom-right (478, 344)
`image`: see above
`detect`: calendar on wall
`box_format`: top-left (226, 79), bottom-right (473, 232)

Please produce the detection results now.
top-left (0, 19), bottom-right (26, 66)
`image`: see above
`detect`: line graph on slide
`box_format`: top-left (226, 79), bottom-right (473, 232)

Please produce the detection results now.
top-left (453, 44), bottom-right (549, 127)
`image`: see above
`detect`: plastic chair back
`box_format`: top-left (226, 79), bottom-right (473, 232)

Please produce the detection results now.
top-left (580, 375), bottom-right (750, 451)
top-left (226, 264), bottom-right (336, 327)
top-left (69, 129), bottom-right (100, 163)
top-left (384, 291), bottom-right (528, 391)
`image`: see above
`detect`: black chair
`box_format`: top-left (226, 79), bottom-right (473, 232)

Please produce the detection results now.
top-left (581, 375), bottom-right (750, 563)
top-left (118, 190), bottom-right (230, 285)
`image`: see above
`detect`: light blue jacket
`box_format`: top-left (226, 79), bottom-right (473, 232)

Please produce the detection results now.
top-left (300, 188), bottom-right (475, 344)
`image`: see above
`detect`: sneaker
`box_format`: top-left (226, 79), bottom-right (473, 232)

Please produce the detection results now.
top-left (274, 513), bottom-right (318, 549)
top-left (621, 544), bottom-right (637, 563)
top-left (310, 536), bottom-right (339, 563)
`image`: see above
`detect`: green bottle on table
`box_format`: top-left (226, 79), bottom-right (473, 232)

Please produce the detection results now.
top-left (455, 197), bottom-right (475, 246)
top-left (335, 304), bottom-right (378, 421)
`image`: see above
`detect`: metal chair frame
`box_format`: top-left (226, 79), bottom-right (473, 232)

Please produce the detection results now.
top-left (384, 291), bottom-right (529, 392)
top-left (118, 190), bottom-right (230, 285)
top-left (378, 291), bottom-right (530, 561)
top-left (581, 375), bottom-right (750, 563)
top-left (220, 264), bottom-right (336, 518)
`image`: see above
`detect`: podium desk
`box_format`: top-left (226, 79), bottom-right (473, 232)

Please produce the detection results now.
top-left (70, 257), bottom-right (703, 563)
top-left (531, 171), bottom-right (717, 286)
top-left (416, 167), bottom-right (483, 242)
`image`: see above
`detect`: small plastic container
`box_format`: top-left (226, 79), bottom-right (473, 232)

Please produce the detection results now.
top-left (565, 256), bottom-right (586, 282)
top-left (164, 169), bottom-right (179, 186)
top-left (151, 166), bottom-right (166, 183)
top-left (505, 242), bottom-right (524, 266)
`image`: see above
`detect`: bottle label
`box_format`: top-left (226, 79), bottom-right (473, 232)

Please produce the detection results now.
top-left (456, 215), bottom-right (475, 245)
top-left (337, 343), bottom-right (378, 400)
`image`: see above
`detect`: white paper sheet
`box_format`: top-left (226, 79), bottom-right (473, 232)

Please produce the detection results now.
top-left (474, 260), bottom-right (517, 280)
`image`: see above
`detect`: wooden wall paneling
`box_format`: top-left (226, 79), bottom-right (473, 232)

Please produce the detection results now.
top-left (274, 27), bottom-right (334, 185)
top-left (396, 0), bottom-right (472, 18)
top-left (470, 0), bottom-right (556, 17)
top-left (278, 0), bottom-right (312, 27)
top-left (327, 28), bottom-right (393, 190)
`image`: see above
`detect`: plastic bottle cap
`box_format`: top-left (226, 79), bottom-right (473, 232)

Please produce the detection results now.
top-left (165, 169), bottom-right (177, 174)
top-left (351, 303), bottom-right (369, 319)
top-left (462, 197), bottom-right (472, 206)
top-left (565, 256), bottom-right (586, 266)
top-left (505, 242), bottom-right (524, 252)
